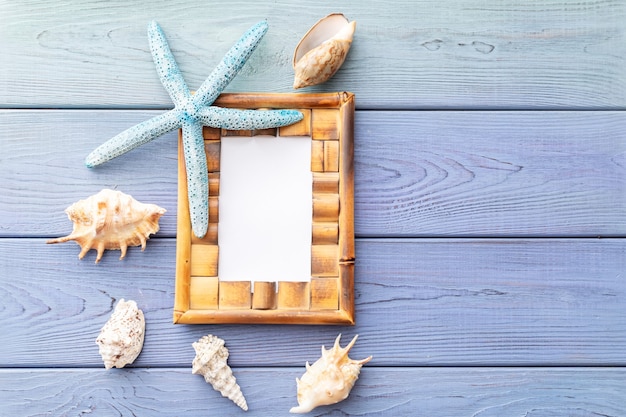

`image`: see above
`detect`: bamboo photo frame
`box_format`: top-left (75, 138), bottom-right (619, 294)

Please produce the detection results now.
top-left (174, 92), bottom-right (355, 324)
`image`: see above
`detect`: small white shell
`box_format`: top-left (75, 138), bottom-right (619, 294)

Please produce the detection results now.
top-left (192, 334), bottom-right (248, 411)
top-left (293, 13), bottom-right (356, 89)
top-left (95, 299), bottom-right (145, 370)
top-left (290, 334), bottom-right (372, 413)
top-left (47, 189), bottom-right (166, 263)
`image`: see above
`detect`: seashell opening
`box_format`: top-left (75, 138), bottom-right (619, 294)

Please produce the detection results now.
top-left (290, 334), bottom-right (372, 413)
top-left (293, 13), bottom-right (356, 89)
top-left (47, 189), bottom-right (166, 263)
top-left (192, 334), bottom-right (249, 411)
top-left (95, 299), bottom-right (145, 370)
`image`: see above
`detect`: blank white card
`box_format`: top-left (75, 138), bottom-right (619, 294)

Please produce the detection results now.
top-left (218, 135), bottom-right (312, 283)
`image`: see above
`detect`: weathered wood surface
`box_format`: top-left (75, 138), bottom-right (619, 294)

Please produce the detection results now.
top-left (1, 238), bottom-right (624, 368)
top-left (1, 1), bottom-right (625, 109)
top-left (1, 110), bottom-right (624, 237)
top-left (2, 0), bottom-right (625, 415)
top-left (2, 368), bottom-right (625, 416)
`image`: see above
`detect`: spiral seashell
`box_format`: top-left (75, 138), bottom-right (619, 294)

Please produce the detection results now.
top-left (292, 13), bottom-right (356, 89)
top-left (192, 334), bottom-right (248, 411)
top-left (290, 334), bottom-right (372, 413)
top-left (95, 299), bottom-right (145, 369)
top-left (47, 189), bottom-right (166, 263)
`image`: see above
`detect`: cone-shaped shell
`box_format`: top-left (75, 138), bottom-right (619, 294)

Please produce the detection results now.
top-left (293, 13), bottom-right (356, 89)
top-left (47, 189), bottom-right (166, 263)
top-left (290, 334), bottom-right (372, 413)
top-left (95, 299), bottom-right (145, 370)
top-left (192, 334), bottom-right (248, 411)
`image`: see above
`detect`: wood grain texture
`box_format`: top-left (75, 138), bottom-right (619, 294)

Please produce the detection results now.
top-left (0, 110), bottom-right (180, 237)
top-left (355, 111), bottom-right (626, 237)
top-left (1, 1), bottom-right (624, 109)
top-left (1, 368), bottom-right (624, 416)
top-left (1, 110), bottom-right (625, 238)
top-left (2, 238), bottom-right (624, 367)
top-left (2, 0), bottom-right (625, 412)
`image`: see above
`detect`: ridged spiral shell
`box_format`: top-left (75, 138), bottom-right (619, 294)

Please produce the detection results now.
top-left (290, 334), bottom-right (372, 413)
top-left (192, 334), bottom-right (248, 411)
top-left (47, 189), bottom-right (166, 263)
top-left (95, 299), bottom-right (145, 370)
top-left (293, 13), bottom-right (356, 89)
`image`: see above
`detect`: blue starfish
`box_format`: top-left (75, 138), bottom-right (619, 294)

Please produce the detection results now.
top-left (85, 21), bottom-right (303, 238)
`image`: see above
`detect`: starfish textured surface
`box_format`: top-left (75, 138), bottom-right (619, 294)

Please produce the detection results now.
top-left (85, 21), bottom-right (303, 238)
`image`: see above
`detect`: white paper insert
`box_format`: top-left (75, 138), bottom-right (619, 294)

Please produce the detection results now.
top-left (218, 135), bottom-right (312, 283)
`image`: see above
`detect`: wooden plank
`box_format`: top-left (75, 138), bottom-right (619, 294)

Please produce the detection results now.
top-left (0, 110), bottom-right (180, 237)
top-left (1, 1), bottom-right (624, 109)
top-left (1, 368), bottom-right (624, 416)
top-left (3, 238), bottom-right (626, 367)
top-left (0, 110), bottom-right (626, 237)
top-left (2, 110), bottom-right (625, 238)
top-left (354, 110), bottom-right (626, 237)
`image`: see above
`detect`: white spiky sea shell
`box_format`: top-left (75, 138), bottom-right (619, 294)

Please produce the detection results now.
top-left (292, 13), bottom-right (356, 89)
top-left (47, 189), bottom-right (166, 263)
top-left (192, 334), bottom-right (248, 411)
top-left (95, 299), bottom-right (145, 370)
top-left (290, 334), bottom-right (372, 413)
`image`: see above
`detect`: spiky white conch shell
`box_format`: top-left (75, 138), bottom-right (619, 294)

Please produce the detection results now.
top-left (290, 334), bottom-right (372, 413)
top-left (47, 189), bottom-right (166, 263)
top-left (192, 334), bottom-right (248, 411)
top-left (95, 299), bottom-right (145, 370)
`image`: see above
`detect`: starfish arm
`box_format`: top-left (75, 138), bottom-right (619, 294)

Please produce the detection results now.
top-left (193, 21), bottom-right (269, 106)
top-left (181, 120), bottom-right (209, 238)
top-left (148, 21), bottom-right (192, 107)
top-left (85, 110), bottom-right (181, 168)
top-left (198, 106), bottom-right (303, 130)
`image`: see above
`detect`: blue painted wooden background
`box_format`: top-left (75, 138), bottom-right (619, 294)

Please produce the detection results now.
top-left (1, 1), bottom-right (625, 415)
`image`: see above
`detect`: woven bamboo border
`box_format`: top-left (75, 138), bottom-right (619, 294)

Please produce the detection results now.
top-left (174, 92), bottom-right (355, 324)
